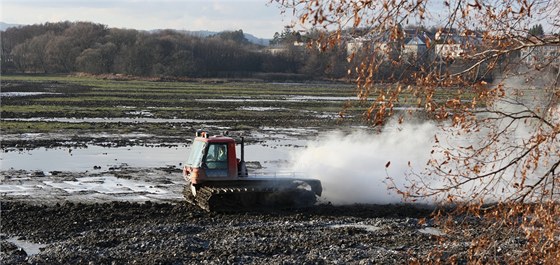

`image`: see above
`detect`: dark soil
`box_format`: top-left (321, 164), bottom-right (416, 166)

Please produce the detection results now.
top-left (2, 201), bottom-right (446, 264)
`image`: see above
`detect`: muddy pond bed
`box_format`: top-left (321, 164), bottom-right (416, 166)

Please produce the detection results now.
top-left (2, 76), bottom-right (516, 264)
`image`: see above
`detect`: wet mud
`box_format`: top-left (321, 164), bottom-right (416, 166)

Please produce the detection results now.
top-left (1, 167), bottom-right (522, 264)
top-left (3, 199), bottom-right (448, 264)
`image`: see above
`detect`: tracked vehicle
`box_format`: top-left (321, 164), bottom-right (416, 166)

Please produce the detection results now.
top-left (183, 131), bottom-right (322, 211)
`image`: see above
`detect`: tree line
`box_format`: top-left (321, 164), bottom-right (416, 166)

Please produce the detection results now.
top-left (0, 21), bottom-right (348, 79)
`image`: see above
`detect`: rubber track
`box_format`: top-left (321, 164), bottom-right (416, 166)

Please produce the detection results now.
top-left (184, 185), bottom-right (316, 212)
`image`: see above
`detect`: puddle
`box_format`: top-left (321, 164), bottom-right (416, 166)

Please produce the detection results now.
top-left (2, 132), bottom-right (158, 142)
top-left (2, 117), bottom-right (225, 124)
top-left (238, 106), bottom-right (285, 111)
top-left (1, 145), bottom-right (188, 172)
top-left (287, 95), bottom-right (359, 101)
top-left (0, 184), bottom-right (37, 195)
top-left (0, 139), bottom-right (306, 203)
top-left (195, 98), bottom-right (279, 103)
top-left (126, 110), bottom-right (154, 116)
top-left (314, 113), bottom-right (340, 119)
top-left (1, 142), bottom-right (299, 172)
top-left (329, 224), bottom-right (382, 232)
top-left (43, 176), bottom-right (170, 194)
top-left (0, 92), bottom-right (61, 97)
top-left (5, 236), bottom-right (47, 256)
top-left (258, 127), bottom-right (320, 137)
top-left (195, 95), bottom-right (360, 103)
top-left (418, 227), bottom-right (446, 236)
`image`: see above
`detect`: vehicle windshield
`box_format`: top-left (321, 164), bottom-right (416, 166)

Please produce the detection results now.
top-left (185, 140), bottom-right (206, 167)
top-left (205, 143), bottom-right (228, 170)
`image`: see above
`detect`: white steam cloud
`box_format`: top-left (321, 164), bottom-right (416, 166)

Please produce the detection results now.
top-left (290, 71), bottom-right (558, 205)
top-left (290, 122), bottom-right (437, 205)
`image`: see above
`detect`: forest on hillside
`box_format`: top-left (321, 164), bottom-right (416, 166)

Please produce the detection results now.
top-left (0, 21), bottom-right (348, 79)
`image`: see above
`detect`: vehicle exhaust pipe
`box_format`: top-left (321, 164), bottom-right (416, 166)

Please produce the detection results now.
top-left (239, 136), bottom-right (248, 177)
top-left (240, 136), bottom-right (245, 163)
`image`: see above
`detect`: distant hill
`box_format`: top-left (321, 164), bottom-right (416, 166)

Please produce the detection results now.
top-left (243, 33), bottom-right (270, 46)
top-left (0, 21), bottom-right (271, 46)
top-left (164, 30), bottom-right (270, 46)
top-left (0, 22), bottom-right (24, 31)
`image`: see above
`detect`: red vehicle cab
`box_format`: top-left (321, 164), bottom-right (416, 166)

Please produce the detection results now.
top-left (183, 131), bottom-right (242, 184)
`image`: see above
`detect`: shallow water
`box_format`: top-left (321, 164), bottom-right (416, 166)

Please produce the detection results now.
top-left (42, 176), bottom-right (170, 194)
top-left (2, 117), bottom-right (225, 124)
top-left (0, 140), bottom-right (306, 203)
top-left (0, 142), bottom-right (299, 173)
top-left (237, 106), bottom-right (285, 111)
top-left (195, 95), bottom-right (360, 103)
top-left (418, 227), bottom-right (446, 236)
top-left (5, 236), bottom-right (47, 256)
top-left (0, 92), bottom-right (61, 97)
top-left (329, 224), bottom-right (381, 232)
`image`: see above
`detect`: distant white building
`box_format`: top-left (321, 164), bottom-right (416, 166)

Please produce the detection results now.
top-left (434, 43), bottom-right (464, 58)
top-left (433, 29), bottom-right (482, 59)
top-left (520, 36), bottom-right (560, 67)
top-left (346, 37), bottom-right (367, 55)
top-left (264, 41), bottom-right (305, 55)
top-left (266, 45), bottom-right (289, 55)
top-left (345, 35), bottom-right (400, 61)
top-left (346, 30), bottom-right (432, 63)
top-left (403, 36), bottom-right (428, 61)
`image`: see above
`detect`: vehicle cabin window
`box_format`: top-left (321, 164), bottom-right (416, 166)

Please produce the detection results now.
top-left (185, 140), bottom-right (206, 167)
top-left (206, 143), bottom-right (228, 169)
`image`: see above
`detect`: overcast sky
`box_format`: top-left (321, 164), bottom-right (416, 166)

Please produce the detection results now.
top-left (1, 0), bottom-right (293, 38)
top-left (2, 0), bottom-right (557, 37)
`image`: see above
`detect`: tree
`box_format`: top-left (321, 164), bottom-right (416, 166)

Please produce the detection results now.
top-left (274, 0), bottom-right (559, 263)
top-left (3, 21), bottom-right (333, 77)
top-left (271, 32), bottom-right (281, 45)
top-left (270, 26), bottom-right (302, 45)
top-left (300, 42), bottom-right (347, 78)
top-left (76, 42), bottom-right (117, 74)
top-left (1, 21), bottom-right (72, 72)
top-left (45, 35), bottom-right (77, 72)
top-left (214, 29), bottom-right (250, 45)
top-left (529, 24), bottom-right (545, 36)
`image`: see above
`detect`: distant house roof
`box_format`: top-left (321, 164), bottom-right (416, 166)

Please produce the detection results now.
top-left (405, 36), bottom-right (425, 45)
top-left (403, 29), bottom-right (431, 45)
